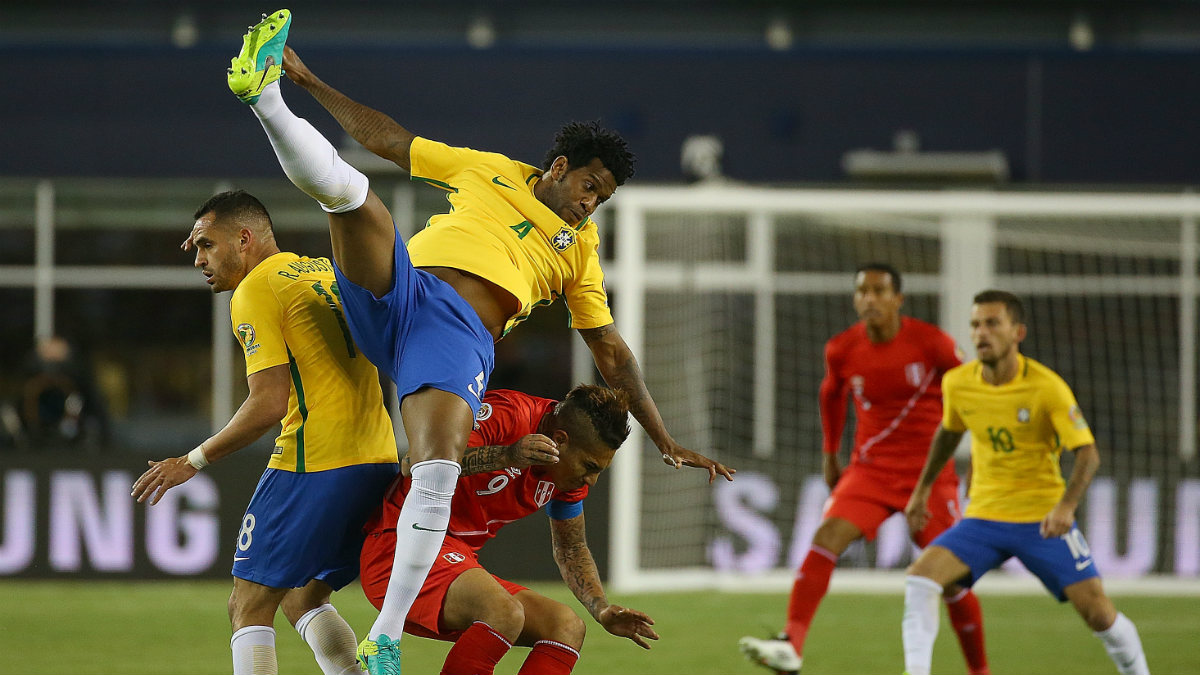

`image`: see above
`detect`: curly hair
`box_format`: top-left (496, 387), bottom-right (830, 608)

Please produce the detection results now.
top-left (556, 384), bottom-right (632, 450)
top-left (856, 262), bottom-right (903, 293)
top-left (193, 190), bottom-right (273, 230)
top-left (542, 121), bottom-right (636, 186)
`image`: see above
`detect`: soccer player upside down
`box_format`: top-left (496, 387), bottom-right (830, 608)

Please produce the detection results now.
top-left (359, 385), bottom-right (659, 675)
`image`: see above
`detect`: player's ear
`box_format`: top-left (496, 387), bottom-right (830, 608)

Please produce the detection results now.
top-left (1015, 322), bottom-right (1028, 343)
top-left (548, 155), bottom-right (569, 180)
top-left (552, 428), bottom-right (569, 447)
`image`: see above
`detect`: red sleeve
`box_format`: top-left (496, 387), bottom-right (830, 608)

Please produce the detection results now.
top-left (819, 339), bottom-right (849, 455)
top-left (929, 326), bottom-right (963, 374)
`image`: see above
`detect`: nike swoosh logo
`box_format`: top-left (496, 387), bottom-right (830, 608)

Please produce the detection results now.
top-left (234, 556), bottom-right (250, 562)
top-left (1075, 559), bottom-right (1093, 571)
top-left (412, 523), bottom-right (447, 532)
top-left (491, 175), bottom-right (516, 190)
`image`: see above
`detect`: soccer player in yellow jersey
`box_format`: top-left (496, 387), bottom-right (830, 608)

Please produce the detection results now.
top-left (901, 290), bottom-right (1149, 675)
top-left (131, 190), bottom-right (400, 675)
top-left (221, 10), bottom-right (732, 675)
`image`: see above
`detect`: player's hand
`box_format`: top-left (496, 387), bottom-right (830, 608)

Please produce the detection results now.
top-left (822, 453), bottom-right (842, 490)
top-left (131, 456), bottom-right (198, 506)
top-left (659, 444), bottom-right (735, 483)
top-left (282, 46), bottom-right (315, 87)
top-left (597, 604), bottom-right (659, 649)
top-left (1040, 502), bottom-right (1075, 538)
top-left (904, 493), bottom-right (931, 535)
top-left (505, 434), bottom-right (559, 468)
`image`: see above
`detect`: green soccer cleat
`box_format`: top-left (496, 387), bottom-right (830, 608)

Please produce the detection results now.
top-left (357, 634), bottom-right (402, 675)
top-left (227, 9), bottom-right (292, 104)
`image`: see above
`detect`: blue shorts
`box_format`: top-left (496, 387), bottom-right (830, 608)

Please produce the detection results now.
top-left (232, 463), bottom-right (399, 590)
top-left (930, 517), bottom-right (1101, 601)
top-left (333, 225), bottom-right (495, 413)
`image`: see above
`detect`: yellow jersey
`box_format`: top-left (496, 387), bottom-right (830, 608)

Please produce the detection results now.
top-left (941, 355), bottom-right (1095, 522)
top-left (406, 137), bottom-right (614, 336)
top-left (229, 252), bottom-right (398, 473)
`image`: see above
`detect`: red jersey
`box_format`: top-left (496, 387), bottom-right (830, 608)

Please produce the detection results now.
top-left (363, 389), bottom-right (588, 550)
top-left (820, 316), bottom-right (961, 476)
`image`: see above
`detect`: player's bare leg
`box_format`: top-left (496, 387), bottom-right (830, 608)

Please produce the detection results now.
top-left (228, 577), bottom-right (289, 675)
top-left (1064, 578), bottom-right (1149, 675)
top-left (280, 580), bottom-right (361, 675)
top-left (435, 568), bottom-right (523, 673)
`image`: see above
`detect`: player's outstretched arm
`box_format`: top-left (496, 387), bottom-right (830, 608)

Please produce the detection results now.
top-left (1041, 443), bottom-right (1099, 538)
top-left (550, 513), bottom-right (659, 649)
top-left (281, 46), bottom-right (417, 172)
top-left (904, 426), bottom-right (963, 534)
top-left (131, 365), bottom-right (290, 505)
top-left (579, 324), bottom-right (735, 483)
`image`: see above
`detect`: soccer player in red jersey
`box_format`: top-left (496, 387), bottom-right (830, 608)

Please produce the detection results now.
top-left (359, 385), bottom-right (658, 675)
top-left (740, 263), bottom-right (989, 675)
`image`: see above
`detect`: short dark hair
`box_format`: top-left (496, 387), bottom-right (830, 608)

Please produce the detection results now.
top-left (193, 190), bottom-right (273, 228)
top-left (973, 289), bottom-right (1025, 324)
top-left (556, 384), bottom-right (631, 450)
top-left (543, 121), bottom-right (636, 186)
top-left (856, 262), bottom-right (903, 293)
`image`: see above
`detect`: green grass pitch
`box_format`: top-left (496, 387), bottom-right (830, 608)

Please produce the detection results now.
top-left (0, 580), bottom-right (1194, 674)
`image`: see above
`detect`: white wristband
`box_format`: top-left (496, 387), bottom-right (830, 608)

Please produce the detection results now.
top-left (186, 445), bottom-right (210, 470)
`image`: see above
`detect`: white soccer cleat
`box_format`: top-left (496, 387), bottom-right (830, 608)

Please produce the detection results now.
top-left (738, 635), bottom-right (802, 674)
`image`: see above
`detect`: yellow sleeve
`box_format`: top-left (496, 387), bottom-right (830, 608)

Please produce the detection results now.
top-left (941, 371), bottom-right (967, 432)
top-left (564, 238), bottom-right (614, 330)
top-left (229, 274), bottom-right (289, 376)
top-left (409, 137), bottom-right (487, 189)
top-left (1046, 379), bottom-right (1096, 450)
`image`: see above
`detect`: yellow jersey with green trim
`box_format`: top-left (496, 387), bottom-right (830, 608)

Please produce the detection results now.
top-left (941, 354), bottom-right (1095, 522)
top-left (406, 136), bottom-right (613, 336)
top-left (228, 252), bottom-right (398, 473)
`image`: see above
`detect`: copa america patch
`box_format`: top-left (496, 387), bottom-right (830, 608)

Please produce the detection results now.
top-left (443, 551), bottom-right (466, 564)
top-left (236, 323), bottom-right (260, 355)
top-left (1017, 407), bottom-right (1031, 423)
top-left (534, 480), bottom-right (556, 507)
top-left (551, 227), bottom-right (577, 252)
top-left (475, 403), bottom-right (493, 422)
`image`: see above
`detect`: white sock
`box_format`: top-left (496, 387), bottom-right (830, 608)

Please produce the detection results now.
top-left (231, 625), bottom-right (277, 675)
top-left (902, 575), bottom-right (943, 675)
top-left (368, 458), bottom-right (460, 641)
top-left (249, 81), bottom-right (369, 214)
top-left (295, 604), bottom-right (362, 675)
top-left (1094, 612), bottom-right (1150, 675)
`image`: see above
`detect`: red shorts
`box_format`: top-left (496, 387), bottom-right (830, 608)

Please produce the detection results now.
top-left (360, 530), bottom-right (528, 641)
top-left (822, 463), bottom-right (961, 548)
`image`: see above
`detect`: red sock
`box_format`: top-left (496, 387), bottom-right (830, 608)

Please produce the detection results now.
top-left (783, 546), bottom-right (838, 657)
top-left (945, 588), bottom-right (989, 675)
top-left (516, 639), bottom-right (580, 675)
top-left (440, 621), bottom-right (512, 675)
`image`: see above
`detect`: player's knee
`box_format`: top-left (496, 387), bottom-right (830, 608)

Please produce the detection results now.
top-left (811, 518), bottom-right (858, 554)
top-left (477, 593), bottom-right (525, 642)
top-left (544, 602), bottom-right (586, 649)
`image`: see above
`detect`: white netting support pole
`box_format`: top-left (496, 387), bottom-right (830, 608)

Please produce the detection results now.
top-left (938, 210), bottom-right (996, 352)
top-left (610, 199), bottom-right (647, 593)
top-left (33, 180), bottom-right (55, 340)
top-left (750, 210), bottom-right (776, 458)
top-left (1179, 210), bottom-right (1197, 462)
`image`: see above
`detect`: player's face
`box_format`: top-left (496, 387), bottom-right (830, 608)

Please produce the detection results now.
top-left (190, 215), bottom-right (247, 293)
top-left (970, 301), bottom-right (1025, 365)
top-left (538, 156), bottom-right (617, 227)
top-left (548, 438), bottom-right (616, 492)
top-left (853, 270), bottom-right (902, 329)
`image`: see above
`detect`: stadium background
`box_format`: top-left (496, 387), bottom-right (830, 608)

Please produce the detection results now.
top-left (2, 2), bottom-right (1200, 673)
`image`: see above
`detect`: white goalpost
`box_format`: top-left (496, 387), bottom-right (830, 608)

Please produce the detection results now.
top-left (587, 185), bottom-right (1200, 595)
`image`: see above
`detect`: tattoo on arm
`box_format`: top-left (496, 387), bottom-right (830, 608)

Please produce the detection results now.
top-left (459, 445), bottom-right (510, 476)
top-left (551, 516), bottom-right (608, 619)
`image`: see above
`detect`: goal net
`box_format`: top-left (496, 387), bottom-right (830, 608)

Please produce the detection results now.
top-left (595, 186), bottom-right (1200, 593)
